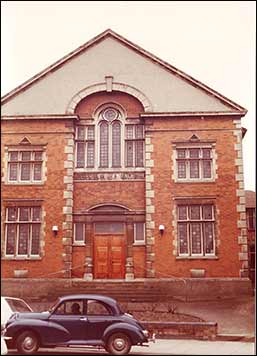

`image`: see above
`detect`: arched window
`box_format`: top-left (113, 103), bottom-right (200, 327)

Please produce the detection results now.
top-left (75, 105), bottom-right (144, 169)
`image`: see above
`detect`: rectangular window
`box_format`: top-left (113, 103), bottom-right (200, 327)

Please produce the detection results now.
top-left (177, 204), bottom-right (215, 256)
top-left (5, 207), bottom-right (42, 257)
top-left (74, 223), bottom-right (85, 244)
top-left (176, 147), bottom-right (214, 181)
top-left (125, 125), bottom-right (144, 167)
top-left (94, 222), bottom-right (124, 234)
top-left (7, 150), bottom-right (43, 183)
top-left (247, 208), bottom-right (256, 230)
top-left (134, 223), bottom-right (145, 244)
top-left (75, 126), bottom-right (95, 168)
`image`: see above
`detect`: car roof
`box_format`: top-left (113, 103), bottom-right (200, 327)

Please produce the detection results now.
top-left (58, 294), bottom-right (118, 305)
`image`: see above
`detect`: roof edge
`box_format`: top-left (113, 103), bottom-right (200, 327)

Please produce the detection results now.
top-left (1, 29), bottom-right (248, 113)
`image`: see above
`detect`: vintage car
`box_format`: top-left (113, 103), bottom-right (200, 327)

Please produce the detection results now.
top-left (1, 296), bottom-right (33, 355)
top-left (3, 294), bottom-right (151, 355)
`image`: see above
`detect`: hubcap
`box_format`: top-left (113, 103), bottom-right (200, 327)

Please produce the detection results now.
top-left (23, 336), bottom-right (35, 350)
top-left (113, 338), bottom-right (125, 350)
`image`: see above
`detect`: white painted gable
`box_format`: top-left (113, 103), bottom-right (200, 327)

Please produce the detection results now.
top-left (1, 33), bottom-right (242, 116)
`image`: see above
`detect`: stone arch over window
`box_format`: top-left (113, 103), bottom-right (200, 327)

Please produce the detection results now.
top-left (66, 82), bottom-right (153, 114)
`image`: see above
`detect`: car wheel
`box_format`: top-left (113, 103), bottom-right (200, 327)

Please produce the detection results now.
top-left (16, 331), bottom-right (39, 355)
top-left (106, 332), bottom-right (131, 355)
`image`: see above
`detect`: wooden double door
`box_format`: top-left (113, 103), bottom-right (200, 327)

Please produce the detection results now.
top-left (94, 234), bottom-right (125, 279)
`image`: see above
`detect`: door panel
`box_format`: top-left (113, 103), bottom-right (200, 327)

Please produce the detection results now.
top-left (94, 234), bottom-right (125, 279)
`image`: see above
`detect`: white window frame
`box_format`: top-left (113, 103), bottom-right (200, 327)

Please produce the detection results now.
top-left (73, 223), bottom-right (86, 245)
top-left (7, 149), bottom-right (44, 184)
top-left (74, 104), bottom-right (145, 171)
top-left (5, 207), bottom-right (41, 258)
top-left (174, 145), bottom-right (216, 183)
top-left (177, 205), bottom-right (216, 257)
top-left (133, 223), bottom-right (145, 245)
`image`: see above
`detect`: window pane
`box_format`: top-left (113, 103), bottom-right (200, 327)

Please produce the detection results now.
top-left (126, 125), bottom-right (134, 139)
top-left (190, 160), bottom-right (199, 178)
top-left (189, 206), bottom-right (200, 220)
top-left (112, 122), bottom-right (121, 167)
top-left (87, 142), bottom-right (95, 167)
top-left (33, 163), bottom-right (42, 180)
top-left (75, 223), bottom-right (84, 242)
top-left (7, 208), bottom-right (17, 221)
top-left (190, 223), bottom-right (202, 254)
top-left (18, 224), bottom-right (29, 255)
top-left (87, 300), bottom-right (110, 315)
top-left (177, 161), bottom-right (186, 178)
top-left (9, 152), bottom-right (18, 161)
top-left (100, 122), bottom-right (109, 167)
top-left (6, 225), bottom-right (16, 255)
top-left (202, 148), bottom-right (211, 158)
top-left (76, 143), bottom-right (85, 168)
top-left (135, 125), bottom-right (144, 139)
top-left (20, 163), bottom-right (31, 180)
top-left (21, 151), bottom-right (31, 161)
top-left (202, 205), bottom-right (213, 220)
top-left (9, 163), bottom-right (18, 181)
top-left (77, 126), bottom-right (85, 140)
top-left (95, 222), bottom-right (124, 234)
top-left (189, 149), bottom-right (199, 158)
top-left (19, 207), bottom-right (30, 221)
top-left (178, 206), bottom-right (187, 220)
top-left (177, 149), bottom-right (186, 158)
top-left (125, 141), bottom-right (134, 167)
top-left (203, 160), bottom-right (212, 178)
top-left (134, 223), bottom-right (145, 242)
top-left (31, 224), bottom-right (40, 255)
top-left (32, 207), bottom-right (41, 221)
top-left (135, 141), bottom-right (144, 167)
top-left (178, 223), bottom-right (188, 254)
top-left (87, 126), bottom-right (95, 140)
top-left (203, 222), bottom-right (214, 254)
top-left (34, 152), bottom-right (43, 160)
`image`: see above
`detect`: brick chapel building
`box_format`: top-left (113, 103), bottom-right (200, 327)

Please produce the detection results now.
top-left (1, 30), bottom-right (251, 288)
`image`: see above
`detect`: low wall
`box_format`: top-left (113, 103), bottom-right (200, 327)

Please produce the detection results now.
top-left (1, 277), bottom-right (253, 301)
top-left (142, 321), bottom-right (218, 340)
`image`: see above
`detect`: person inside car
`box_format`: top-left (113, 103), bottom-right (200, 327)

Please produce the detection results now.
top-left (71, 302), bottom-right (81, 315)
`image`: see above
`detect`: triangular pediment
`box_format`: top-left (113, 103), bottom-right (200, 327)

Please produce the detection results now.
top-left (1, 29), bottom-right (246, 117)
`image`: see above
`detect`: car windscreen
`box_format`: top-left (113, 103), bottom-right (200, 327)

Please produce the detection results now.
top-left (6, 298), bottom-right (32, 313)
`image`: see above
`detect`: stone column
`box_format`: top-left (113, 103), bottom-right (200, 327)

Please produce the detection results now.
top-left (84, 221), bottom-right (93, 280)
top-left (125, 221), bottom-right (134, 280)
top-left (233, 120), bottom-right (248, 278)
top-left (62, 127), bottom-right (74, 278)
top-left (145, 135), bottom-right (155, 278)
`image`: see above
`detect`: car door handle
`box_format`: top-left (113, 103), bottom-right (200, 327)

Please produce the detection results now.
top-left (79, 317), bottom-right (88, 321)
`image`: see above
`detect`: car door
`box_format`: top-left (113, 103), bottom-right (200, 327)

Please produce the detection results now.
top-left (86, 299), bottom-right (117, 340)
top-left (49, 299), bottom-right (89, 341)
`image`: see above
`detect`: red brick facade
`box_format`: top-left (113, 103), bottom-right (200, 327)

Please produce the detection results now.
top-left (1, 30), bottom-right (249, 282)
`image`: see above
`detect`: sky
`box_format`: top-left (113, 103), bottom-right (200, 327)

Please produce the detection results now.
top-left (1, 1), bottom-right (256, 191)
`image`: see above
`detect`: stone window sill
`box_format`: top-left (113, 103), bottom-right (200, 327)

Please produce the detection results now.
top-left (176, 256), bottom-right (218, 260)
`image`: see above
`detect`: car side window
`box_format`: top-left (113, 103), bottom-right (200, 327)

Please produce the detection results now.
top-left (86, 300), bottom-right (112, 316)
top-left (54, 300), bottom-right (83, 315)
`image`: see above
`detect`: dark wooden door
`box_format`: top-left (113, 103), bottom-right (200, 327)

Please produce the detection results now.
top-left (94, 235), bottom-right (125, 279)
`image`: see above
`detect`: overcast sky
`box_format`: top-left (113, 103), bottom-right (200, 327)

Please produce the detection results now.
top-left (1, 1), bottom-right (256, 191)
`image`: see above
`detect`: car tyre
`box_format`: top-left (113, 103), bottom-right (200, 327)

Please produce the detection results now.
top-left (106, 332), bottom-right (131, 355)
top-left (16, 330), bottom-right (39, 355)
